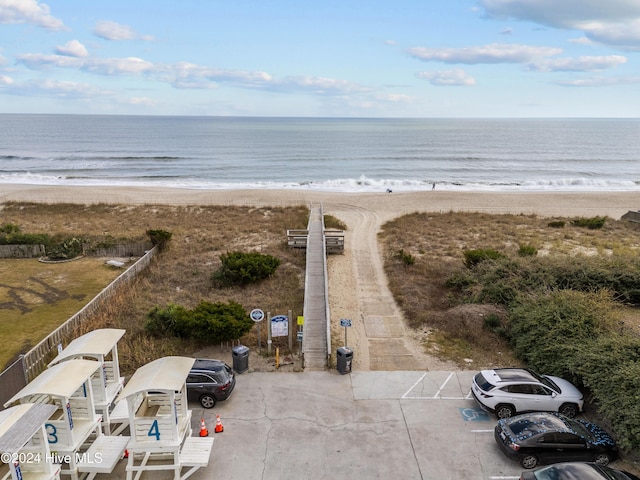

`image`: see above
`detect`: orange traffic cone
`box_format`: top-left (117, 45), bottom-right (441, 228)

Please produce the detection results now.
top-left (199, 417), bottom-right (209, 437)
top-left (214, 414), bottom-right (224, 433)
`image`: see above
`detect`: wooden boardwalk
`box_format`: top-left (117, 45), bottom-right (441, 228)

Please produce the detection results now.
top-left (302, 204), bottom-right (332, 370)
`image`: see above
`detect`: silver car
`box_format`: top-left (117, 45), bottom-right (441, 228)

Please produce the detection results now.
top-left (471, 368), bottom-right (584, 419)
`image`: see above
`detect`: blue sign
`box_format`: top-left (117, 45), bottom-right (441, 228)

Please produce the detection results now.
top-left (340, 318), bottom-right (352, 327)
top-left (250, 309), bottom-right (265, 322)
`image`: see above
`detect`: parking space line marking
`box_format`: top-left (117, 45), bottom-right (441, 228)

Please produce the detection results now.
top-left (401, 372), bottom-right (427, 399)
top-left (471, 429), bottom-right (494, 433)
top-left (402, 396), bottom-right (467, 400)
top-left (433, 372), bottom-right (454, 398)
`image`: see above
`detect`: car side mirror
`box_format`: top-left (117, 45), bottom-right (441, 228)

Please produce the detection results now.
top-left (551, 392), bottom-right (557, 397)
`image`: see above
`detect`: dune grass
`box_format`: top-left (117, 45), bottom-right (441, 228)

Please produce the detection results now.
top-left (0, 202), bottom-right (310, 374)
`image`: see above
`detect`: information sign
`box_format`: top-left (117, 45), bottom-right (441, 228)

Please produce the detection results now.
top-left (271, 315), bottom-right (289, 337)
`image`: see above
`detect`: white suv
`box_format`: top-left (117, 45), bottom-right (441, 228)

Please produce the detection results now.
top-left (471, 368), bottom-right (584, 419)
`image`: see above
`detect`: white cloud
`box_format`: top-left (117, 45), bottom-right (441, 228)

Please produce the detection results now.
top-left (569, 37), bottom-right (594, 45)
top-left (55, 40), bottom-right (88, 58)
top-left (127, 97), bottom-right (157, 106)
top-left (18, 53), bottom-right (84, 69)
top-left (408, 43), bottom-right (562, 64)
top-left (0, 0), bottom-right (64, 30)
top-left (24, 78), bottom-right (115, 98)
top-left (531, 55), bottom-right (627, 72)
top-left (84, 57), bottom-right (155, 75)
top-left (0, 74), bottom-right (14, 85)
top-left (18, 53), bottom-right (155, 75)
top-left (16, 51), bottom-right (369, 97)
top-left (93, 20), bottom-right (154, 41)
top-left (480, 0), bottom-right (640, 49)
top-left (554, 75), bottom-right (640, 87)
top-left (500, 27), bottom-right (513, 35)
top-left (579, 19), bottom-right (640, 49)
top-left (417, 69), bottom-right (476, 86)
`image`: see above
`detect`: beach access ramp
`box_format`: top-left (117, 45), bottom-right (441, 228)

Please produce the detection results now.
top-left (300, 204), bottom-right (332, 370)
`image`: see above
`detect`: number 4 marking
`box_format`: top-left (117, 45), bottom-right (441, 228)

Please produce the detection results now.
top-left (148, 419), bottom-right (160, 440)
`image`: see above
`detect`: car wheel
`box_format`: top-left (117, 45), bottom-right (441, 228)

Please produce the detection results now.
top-left (559, 403), bottom-right (578, 418)
top-left (520, 454), bottom-right (538, 469)
top-left (593, 453), bottom-right (610, 466)
top-left (199, 394), bottom-right (217, 409)
top-left (495, 404), bottom-right (516, 419)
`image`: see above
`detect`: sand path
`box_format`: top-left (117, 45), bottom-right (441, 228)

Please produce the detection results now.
top-left (327, 202), bottom-right (456, 371)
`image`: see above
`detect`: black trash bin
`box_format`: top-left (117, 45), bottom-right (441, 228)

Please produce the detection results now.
top-left (336, 347), bottom-right (353, 375)
top-left (232, 345), bottom-right (249, 374)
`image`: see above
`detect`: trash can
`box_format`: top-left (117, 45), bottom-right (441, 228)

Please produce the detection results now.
top-left (232, 345), bottom-right (249, 374)
top-left (336, 347), bottom-right (353, 375)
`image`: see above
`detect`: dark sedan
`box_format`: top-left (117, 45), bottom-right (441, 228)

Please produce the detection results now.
top-left (495, 412), bottom-right (618, 469)
top-left (520, 462), bottom-right (640, 480)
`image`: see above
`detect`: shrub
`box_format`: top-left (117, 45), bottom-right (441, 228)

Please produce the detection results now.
top-left (0, 223), bottom-right (21, 234)
top-left (144, 303), bottom-right (189, 337)
top-left (547, 220), bottom-right (565, 228)
top-left (146, 229), bottom-right (173, 250)
top-left (145, 301), bottom-right (254, 344)
top-left (571, 216), bottom-right (606, 229)
top-left (212, 251), bottom-right (280, 287)
top-left (518, 244), bottom-right (537, 257)
top-left (394, 249), bottom-right (415, 266)
top-left (178, 301), bottom-right (254, 343)
top-left (462, 249), bottom-right (504, 268)
top-left (483, 314), bottom-right (506, 337)
top-left (46, 237), bottom-right (84, 260)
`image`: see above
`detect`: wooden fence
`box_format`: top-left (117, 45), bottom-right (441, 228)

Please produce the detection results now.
top-left (18, 246), bottom-right (158, 382)
top-left (0, 356), bottom-right (27, 410)
top-left (0, 244), bottom-right (46, 258)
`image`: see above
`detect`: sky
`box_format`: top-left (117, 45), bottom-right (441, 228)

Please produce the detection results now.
top-left (1, 0), bottom-right (640, 117)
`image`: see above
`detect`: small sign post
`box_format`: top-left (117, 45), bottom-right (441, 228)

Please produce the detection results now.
top-left (250, 309), bottom-right (265, 352)
top-left (340, 318), bottom-right (351, 347)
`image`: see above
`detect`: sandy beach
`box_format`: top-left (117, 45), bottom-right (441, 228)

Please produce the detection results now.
top-left (3, 184), bottom-right (640, 371)
top-left (1, 184), bottom-right (639, 219)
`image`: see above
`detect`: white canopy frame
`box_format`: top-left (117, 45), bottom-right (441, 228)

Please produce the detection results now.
top-left (0, 403), bottom-right (61, 480)
top-left (3, 360), bottom-right (103, 480)
top-left (49, 329), bottom-right (126, 435)
top-left (115, 356), bottom-right (213, 480)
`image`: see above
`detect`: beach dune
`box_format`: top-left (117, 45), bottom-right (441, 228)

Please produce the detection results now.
top-left (2, 184), bottom-right (639, 371)
top-left (1, 184), bottom-right (639, 220)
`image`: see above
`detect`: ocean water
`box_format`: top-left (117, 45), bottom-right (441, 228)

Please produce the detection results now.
top-left (1, 114), bottom-right (639, 192)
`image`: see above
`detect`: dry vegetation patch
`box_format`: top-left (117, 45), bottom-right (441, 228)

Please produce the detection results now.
top-left (380, 211), bottom-right (640, 367)
top-left (0, 202), bottom-right (310, 374)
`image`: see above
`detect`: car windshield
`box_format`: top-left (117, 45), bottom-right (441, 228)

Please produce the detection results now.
top-left (528, 370), bottom-right (560, 393)
top-left (563, 417), bottom-right (593, 440)
top-left (533, 464), bottom-right (612, 480)
top-left (506, 414), bottom-right (567, 438)
top-left (474, 372), bottom-right (494, 391)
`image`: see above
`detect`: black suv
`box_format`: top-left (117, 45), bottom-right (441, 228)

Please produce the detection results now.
top-left (186, 358), bottom-right (236, 408)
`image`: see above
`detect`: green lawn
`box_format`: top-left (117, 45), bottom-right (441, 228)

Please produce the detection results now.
top-left (0, 258), bottom-right (122, 369)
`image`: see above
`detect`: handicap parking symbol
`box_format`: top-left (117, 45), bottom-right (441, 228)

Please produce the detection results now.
top-left (459, 407), bottom-right (490, 421)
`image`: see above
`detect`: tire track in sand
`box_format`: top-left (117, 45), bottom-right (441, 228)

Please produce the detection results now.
top-left (327, 203), bottom-right (453, 371)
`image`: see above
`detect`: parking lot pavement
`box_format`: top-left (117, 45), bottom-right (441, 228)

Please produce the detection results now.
top-left (111, 370), bottom-right (526, 479)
